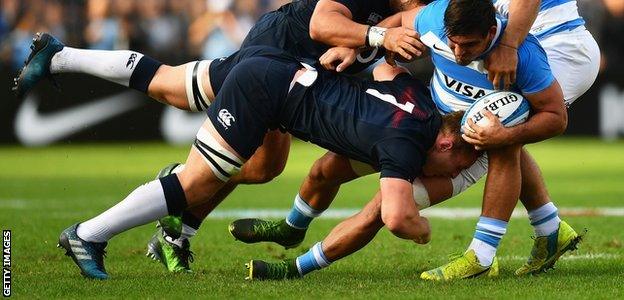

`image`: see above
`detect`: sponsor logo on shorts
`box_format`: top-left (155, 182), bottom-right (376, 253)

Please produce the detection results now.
top-left (2, 230), bottom-right (10, 297)
top-left (218, 109), bottom-right (235, 129)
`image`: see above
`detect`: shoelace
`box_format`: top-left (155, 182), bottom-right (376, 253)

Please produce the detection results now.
top-left (173, 243), bottom-right (194, 266)
top-left (253, 221), bottom-right (284, 238)
top-left (266, 261), bottom-right (290, 279)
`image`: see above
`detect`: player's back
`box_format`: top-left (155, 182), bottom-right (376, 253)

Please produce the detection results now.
top-left (283, 70), bottom-right (441, 174)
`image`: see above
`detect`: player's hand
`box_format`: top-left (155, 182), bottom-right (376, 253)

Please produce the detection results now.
top-left (485, 44), bottom-right (518, 90)
top-left (461, 110), bottom-right (509, 150)
top-left (413, 216), bottom-right (431, 244)
top-left (383, 27), bottom-right (425, 63)
top-left (319, 47), bottom-right (358, 72)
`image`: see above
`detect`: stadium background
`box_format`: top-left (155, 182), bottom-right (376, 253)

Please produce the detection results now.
top-left (1, 0), bottom-right (624, 145)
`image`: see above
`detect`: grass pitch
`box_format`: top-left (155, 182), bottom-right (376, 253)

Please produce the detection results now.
top-left (1, 138), bottom-right (623, 299)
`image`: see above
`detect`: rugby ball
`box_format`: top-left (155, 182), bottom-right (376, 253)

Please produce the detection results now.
top-left (461, 91), bottom-right (530, 132)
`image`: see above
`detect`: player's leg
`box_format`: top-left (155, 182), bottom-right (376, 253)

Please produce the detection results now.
top-left (513, 29), bottom-right (599, 275)
top-left (421, 145), bottom-right (522, 281)
top-left (146, 54), bottom-right (299, 271)
top-left (247, 192), bottom-right (384, 280)
top-left (229, 152), bottom-right (364, 248)
top-left (147, 130), bottom-right (291, 272)
top-left (58, 118), bottom-right (243, 279)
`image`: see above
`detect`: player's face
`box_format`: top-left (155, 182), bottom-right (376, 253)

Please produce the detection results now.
top-left (447, 27), bottom-right (497, 66)
top-left (422, 148), bottom-right (478, 178)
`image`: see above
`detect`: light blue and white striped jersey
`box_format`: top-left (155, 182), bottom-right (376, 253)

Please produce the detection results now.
top-left (493, 0), bottom-right (585, 40)
top-left (414, 0), bottom-right (555, 114)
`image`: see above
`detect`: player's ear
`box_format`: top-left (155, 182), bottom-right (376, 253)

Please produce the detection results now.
top-left (487, 25), bottom-right (497, 39)
top-left (438, 138), bottom-right (453, 152)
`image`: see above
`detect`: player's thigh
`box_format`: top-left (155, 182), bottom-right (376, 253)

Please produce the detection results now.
top-left (541, 29), bottom-right (600, 106)
top-left (178, 119), bottom-right (243, 206)
top-left (234, 130), bottom-right (292, 184)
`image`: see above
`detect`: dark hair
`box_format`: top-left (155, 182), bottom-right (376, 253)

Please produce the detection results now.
top-left (444, 0), bottom-right (496, 37)
top-left (440, 111), bottom-right (477, 156)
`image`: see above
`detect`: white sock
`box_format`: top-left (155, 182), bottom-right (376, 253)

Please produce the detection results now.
top-left (468, 238), bottom-right (497, 266)
top-left (50, 47), bottom-right (144, 87)
top-left (77, 180), bottom-right (169, 243)
top-left (468, 216), bottom-right (507, 266)
top-left (528, 202), bottom-right (561, 237)
top-left (180, 223), bottom-right (197, 240)
top-left (167, 223), bottom-right (197, 247)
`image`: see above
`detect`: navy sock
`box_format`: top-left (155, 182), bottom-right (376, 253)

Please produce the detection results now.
top-left (129, 55), bottom-right (162, 93)
top-left (159, 174), bottom-right (187, 216)
top-left (182, 211), bottom-right (203, 230)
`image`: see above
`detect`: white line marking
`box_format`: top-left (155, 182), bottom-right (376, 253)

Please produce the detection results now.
top-left (500, 253), bottom-right (621, 261)
top-left (2, 199), bottom-right (624, 218)
top-left (206, 207), bottom-right (624, 219)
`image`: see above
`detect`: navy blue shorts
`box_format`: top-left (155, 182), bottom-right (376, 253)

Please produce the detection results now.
top-left (206, 51), bottom-right (300, 159)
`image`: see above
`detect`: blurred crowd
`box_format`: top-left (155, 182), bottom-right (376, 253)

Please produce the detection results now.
top-left (0, 0), bottom-right (289, 70)
top-left (1, 0), bottom-right (624, 77)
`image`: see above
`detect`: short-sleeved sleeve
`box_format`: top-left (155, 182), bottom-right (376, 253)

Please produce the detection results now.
top-left (414, 0), bottom-right (448, 34)
top-left (374, 138), bottom-right (425, 182)
top-left (515, 36), bottom-right (556, 94)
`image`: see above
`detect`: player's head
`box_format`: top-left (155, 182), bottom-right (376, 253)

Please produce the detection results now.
top-left (422, 111), bottom-right (480, 178)
top-left (444, 0), bottom-right (497, 65)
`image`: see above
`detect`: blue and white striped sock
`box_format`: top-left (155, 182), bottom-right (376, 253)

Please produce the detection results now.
top-left (285, 194), bottom-right (323, 229)
top-left (528, 202), bottom-right (561, 237)
top-left (295, 242), bottom-right (331, 276)
top-left (468, 216), bottom-right (508, 266)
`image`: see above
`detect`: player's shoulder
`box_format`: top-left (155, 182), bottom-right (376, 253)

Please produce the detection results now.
top-left (516, 34), bottom-right (549, 65)
top-left (415, 0), bottom-right (448, 34)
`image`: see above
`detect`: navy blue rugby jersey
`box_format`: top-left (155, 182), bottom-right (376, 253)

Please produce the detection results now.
top-left (283, 70), bottom-right (441, 182)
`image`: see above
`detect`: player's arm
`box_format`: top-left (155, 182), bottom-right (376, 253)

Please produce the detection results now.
top-left (310, 0), bottom-right (425, 59)
top-left (372, 62), bottom-right (410, 81)
top-left (310, 0), bottom-right (367, 47)
top-left (486, 0), bottom-right (540, 89)
top-left (400, 6), bottom-right (425, 30)
top-left (380, 178), bottom-right (431, 244)
top-left (463, 81), bottom-right (567, 149)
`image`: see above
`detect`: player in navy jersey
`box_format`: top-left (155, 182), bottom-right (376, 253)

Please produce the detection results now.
top-left (55, 45), bottom-right (479, 280)
top-left (241, 0), bottom-right (579, 281)
top-left (14, 0), bottom-right (432, 272)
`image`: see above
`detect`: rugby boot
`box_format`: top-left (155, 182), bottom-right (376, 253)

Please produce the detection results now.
top-left (515, 220), bottom-right (585, 275)
top-left (13, 32), bottom-right (64, 98)
top-left (229, 218), bottom-right (306, 249)
top-left (57, 223), bottom-right (108, 280)
top-left (245, 259), bottom-right (300, 280)
top-left (420, 250), bottom-right (499, 281)
top-left (146, 228), bottom-right (194, 273)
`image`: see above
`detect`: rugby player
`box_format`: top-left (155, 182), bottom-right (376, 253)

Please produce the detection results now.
top-left (13, 0), bottom-right (431, 272)
top-left (242, 0), bottom-right (593, 280)
top-left (53, 45), bottom-right (479, 279)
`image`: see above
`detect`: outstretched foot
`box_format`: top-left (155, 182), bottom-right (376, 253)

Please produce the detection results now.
top-left (57, 223), bottom-right (108, 280)
top-left (13, 32), bottom-right (64, 98)
top-left (245, 259), bottom-right (300, 280)
top-left (229, 218), bottom-right (306, 249)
